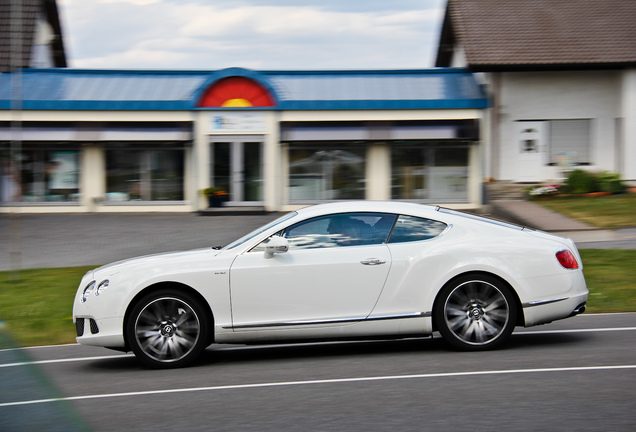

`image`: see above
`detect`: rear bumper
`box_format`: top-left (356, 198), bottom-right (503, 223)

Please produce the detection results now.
top-left (522, 291), bottom-right (589, 327)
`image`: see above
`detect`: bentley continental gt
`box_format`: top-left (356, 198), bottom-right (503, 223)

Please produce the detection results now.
top-left (73, 201), bottom-right (588, 368)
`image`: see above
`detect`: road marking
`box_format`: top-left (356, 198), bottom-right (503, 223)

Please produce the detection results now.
top-left (1, 326), bottom-right (635, 369)
top-left (1, 364), bottom-right (635, 408)
top-left (0, 354), bottom-right (131, 368)
top-left (0, 343), bottom-right (78, 353)
top-left (517, 326), bottom-right (636, 335)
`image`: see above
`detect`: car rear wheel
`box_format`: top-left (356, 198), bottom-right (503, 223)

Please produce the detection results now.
top-left (435, 275), bottom-right (517, 350)
top-left (126, 290), bottom-right (209, 368)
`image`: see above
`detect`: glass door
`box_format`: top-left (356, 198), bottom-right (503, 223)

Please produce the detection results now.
top-left (210, 138), bottom-right (263, 205)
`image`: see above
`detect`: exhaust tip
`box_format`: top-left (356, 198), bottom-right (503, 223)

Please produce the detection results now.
top-left (570, 303), bottom-right (586, 317)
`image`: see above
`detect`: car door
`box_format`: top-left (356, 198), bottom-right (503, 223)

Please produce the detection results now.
top-left (229, 213), bottom-right (396, 329)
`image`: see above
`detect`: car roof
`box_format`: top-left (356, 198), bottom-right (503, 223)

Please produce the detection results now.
top-left (295, 201), bottom-right (440, 218)
top-left (294, 201), bottom-right (528, 232)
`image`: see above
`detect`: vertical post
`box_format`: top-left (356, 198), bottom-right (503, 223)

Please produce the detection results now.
top-left (9, 0), bottom-right (24, 280)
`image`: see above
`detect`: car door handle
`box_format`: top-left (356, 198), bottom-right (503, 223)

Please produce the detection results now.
top-left (361, 258), bottom-right (386, 266)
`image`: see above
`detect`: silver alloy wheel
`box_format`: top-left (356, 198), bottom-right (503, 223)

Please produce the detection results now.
top-left (133, 297), bottom-right (201, 363)
top-left (443, 280), bottom-right (510, 346)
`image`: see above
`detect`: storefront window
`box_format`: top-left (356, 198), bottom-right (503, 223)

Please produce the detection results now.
top-left (1, 149), bottom-right (79, 202)
top-left (392, 143), bottom-right (469, 202)
top-left (289, 145), bottom-right (365, 201)
top-left (106, 148), bottom-right (184, 201)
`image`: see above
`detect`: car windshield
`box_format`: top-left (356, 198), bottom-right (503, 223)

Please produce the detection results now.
top-left (222, 212), bottom-right (297, 251)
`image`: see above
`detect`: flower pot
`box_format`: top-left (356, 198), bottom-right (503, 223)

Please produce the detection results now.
top-left (208, 196), bottom-right (226, 207)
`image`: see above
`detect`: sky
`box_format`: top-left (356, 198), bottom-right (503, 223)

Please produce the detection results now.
top-left (56, 0), bottom-right (446, 71)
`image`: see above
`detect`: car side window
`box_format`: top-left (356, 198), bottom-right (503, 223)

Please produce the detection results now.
top-left (279, 213), bottom-right (397, 250)
top-left (388, 215), bottom-right (447, 244)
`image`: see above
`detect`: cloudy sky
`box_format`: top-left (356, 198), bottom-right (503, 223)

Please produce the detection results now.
top-left (56, 0), bottom-right (446, 70)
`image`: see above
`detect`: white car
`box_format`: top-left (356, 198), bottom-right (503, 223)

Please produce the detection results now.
top-left (73, 201), bottom-right (588, 368)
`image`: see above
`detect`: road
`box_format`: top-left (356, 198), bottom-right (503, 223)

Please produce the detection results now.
top-left (1, 213), bottom-right (634, 272)
top-left (1, 313), bottom-right (635, 431)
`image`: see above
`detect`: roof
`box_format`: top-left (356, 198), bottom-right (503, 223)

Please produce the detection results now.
top-left (0, 0), bottom-right (66, 73)
top-left (436, 0), bottom-right (636, 70)
top-left (0, 67), bottom-right (488, 111)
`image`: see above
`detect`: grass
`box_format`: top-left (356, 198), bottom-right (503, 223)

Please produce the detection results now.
top-left (0, 266), bottom-right (93, 349)
top-left (1, 250), bottom-right (635, 348)
top-left (536, 193), bottom-right (636, 227)
top-left (580, 249), bottom-right (636, 313)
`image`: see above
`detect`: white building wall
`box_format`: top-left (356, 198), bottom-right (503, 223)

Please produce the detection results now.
top-left (496, 70), bottom-right (622, 181)
top-left (622, 69), bottom-right (636, 181)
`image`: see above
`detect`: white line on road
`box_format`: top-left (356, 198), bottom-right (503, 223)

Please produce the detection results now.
top-left (1, 364), bottom-right (635, 408)
top-left (1, 326), bottom-right (635, 369)
top-left (517, 326), bottom-right (636, 335)
top-left (0, 354), bottom-right (131, 368)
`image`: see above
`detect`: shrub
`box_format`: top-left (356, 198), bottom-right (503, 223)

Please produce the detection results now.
top-left (563, 169), bottom-right (598, 194)
top-left (597, 171), bottom-right (627, 194)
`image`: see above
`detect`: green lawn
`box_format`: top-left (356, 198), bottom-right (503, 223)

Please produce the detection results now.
top-left (1, 251), bottom-right (634, 348)
top-left (537, 193), bottom-right (636, 227)
top-left (580, 249), bottom-right (636, 313)
top-left (0, 266), bottom-right (93, 348)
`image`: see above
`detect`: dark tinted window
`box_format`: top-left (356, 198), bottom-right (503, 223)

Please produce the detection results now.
top-left (388, 215), bottom-right (447, 244)
top-left (283, 213), bottom-right (397, 250)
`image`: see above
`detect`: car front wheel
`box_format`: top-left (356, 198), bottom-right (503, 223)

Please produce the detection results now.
top-left (126, 290), bottom-right (209, 368)
top-left (435, 275), bottom-right (517, 350)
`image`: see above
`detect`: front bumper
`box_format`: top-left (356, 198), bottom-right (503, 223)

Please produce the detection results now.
top-left (74, 315), bottom-right (126, 349)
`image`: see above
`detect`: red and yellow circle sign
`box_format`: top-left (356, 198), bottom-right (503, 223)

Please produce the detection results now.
top-left (198, 77), bottom-right (275, 107)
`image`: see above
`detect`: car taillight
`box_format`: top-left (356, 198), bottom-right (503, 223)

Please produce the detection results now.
top-left (556, 250), bottom-right (578, 269)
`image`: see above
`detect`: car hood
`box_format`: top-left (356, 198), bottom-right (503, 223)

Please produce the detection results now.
top-left (92, 248), bottom-right (219, 277)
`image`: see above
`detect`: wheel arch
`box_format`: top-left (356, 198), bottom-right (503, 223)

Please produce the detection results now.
top-left (431, 271), bottom-right (524, 332)
top-left (123, 281), bottom-right (215, 350)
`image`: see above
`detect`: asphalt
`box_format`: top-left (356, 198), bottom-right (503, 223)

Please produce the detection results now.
top-left (0, 201), bottom-right (634, 272)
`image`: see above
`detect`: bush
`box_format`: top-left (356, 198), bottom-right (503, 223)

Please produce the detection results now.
top-left (597, 171), bottom-right (627, 194)
top-left (561, 170), bottom-right (626, 195)
top-left (562, 169), bottom-right (598, 194)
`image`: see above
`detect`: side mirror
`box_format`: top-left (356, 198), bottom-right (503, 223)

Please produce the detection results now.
top-left (264, 236), bottom-right (289, 259)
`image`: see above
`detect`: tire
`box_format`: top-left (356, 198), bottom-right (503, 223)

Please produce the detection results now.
top-left (126, 289), bottom-right (209, 368)
top-left (435, 275), bottom-right (517, 351)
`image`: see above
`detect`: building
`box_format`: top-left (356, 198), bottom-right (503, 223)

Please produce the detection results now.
top-left (0, 67), bottom-right (488, 213)
top-left (0, 0), bottom-right (67, 72)
top-left (436, 0), bottom-right (636, 184)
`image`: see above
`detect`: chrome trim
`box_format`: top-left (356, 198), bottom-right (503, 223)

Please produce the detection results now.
top-left (367, 311), bottom-right (431, 321)
top-left (224, 312), bottom-right (429, 330)
top-left (522, 297), bottom-right (569, 308)
top-left (360, 258), bottom-right (386, 266)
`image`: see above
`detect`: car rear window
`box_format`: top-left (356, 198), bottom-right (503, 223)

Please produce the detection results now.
top-left (388, 215), bottom-right (447, 244)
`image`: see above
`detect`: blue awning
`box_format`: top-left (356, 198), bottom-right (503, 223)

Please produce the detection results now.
top-left (0, 67), bottom-right (489, 111)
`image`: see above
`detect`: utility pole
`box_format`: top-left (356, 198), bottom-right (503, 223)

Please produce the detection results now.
top-left (9, 0), bottom-right (23, 281)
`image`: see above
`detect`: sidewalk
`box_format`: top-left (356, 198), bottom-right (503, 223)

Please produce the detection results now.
top-left (490, 200), bottom-right (636, 247)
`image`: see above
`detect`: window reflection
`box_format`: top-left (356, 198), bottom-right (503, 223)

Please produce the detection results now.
top-left (1, 149), bottom-right (79, 202)
top-left (392, 144), bottom-right (469, 202)
top-left (289, 147), bottom-right (365, 201)
top-left (106, 148), bottom-right (184, 201)
top-left (251, 213), bottom-right (397, 252)
top-left (388, 215), bottom-right (447, 243)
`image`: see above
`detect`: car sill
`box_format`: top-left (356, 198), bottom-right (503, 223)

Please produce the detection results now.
top-left (224, 312), bottom-right (431, 330)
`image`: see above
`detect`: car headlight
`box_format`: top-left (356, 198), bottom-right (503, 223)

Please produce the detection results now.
top-left (82, 281), bottom-right (96, 303)
top-left (96, 279), bottom-right (109, 296)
